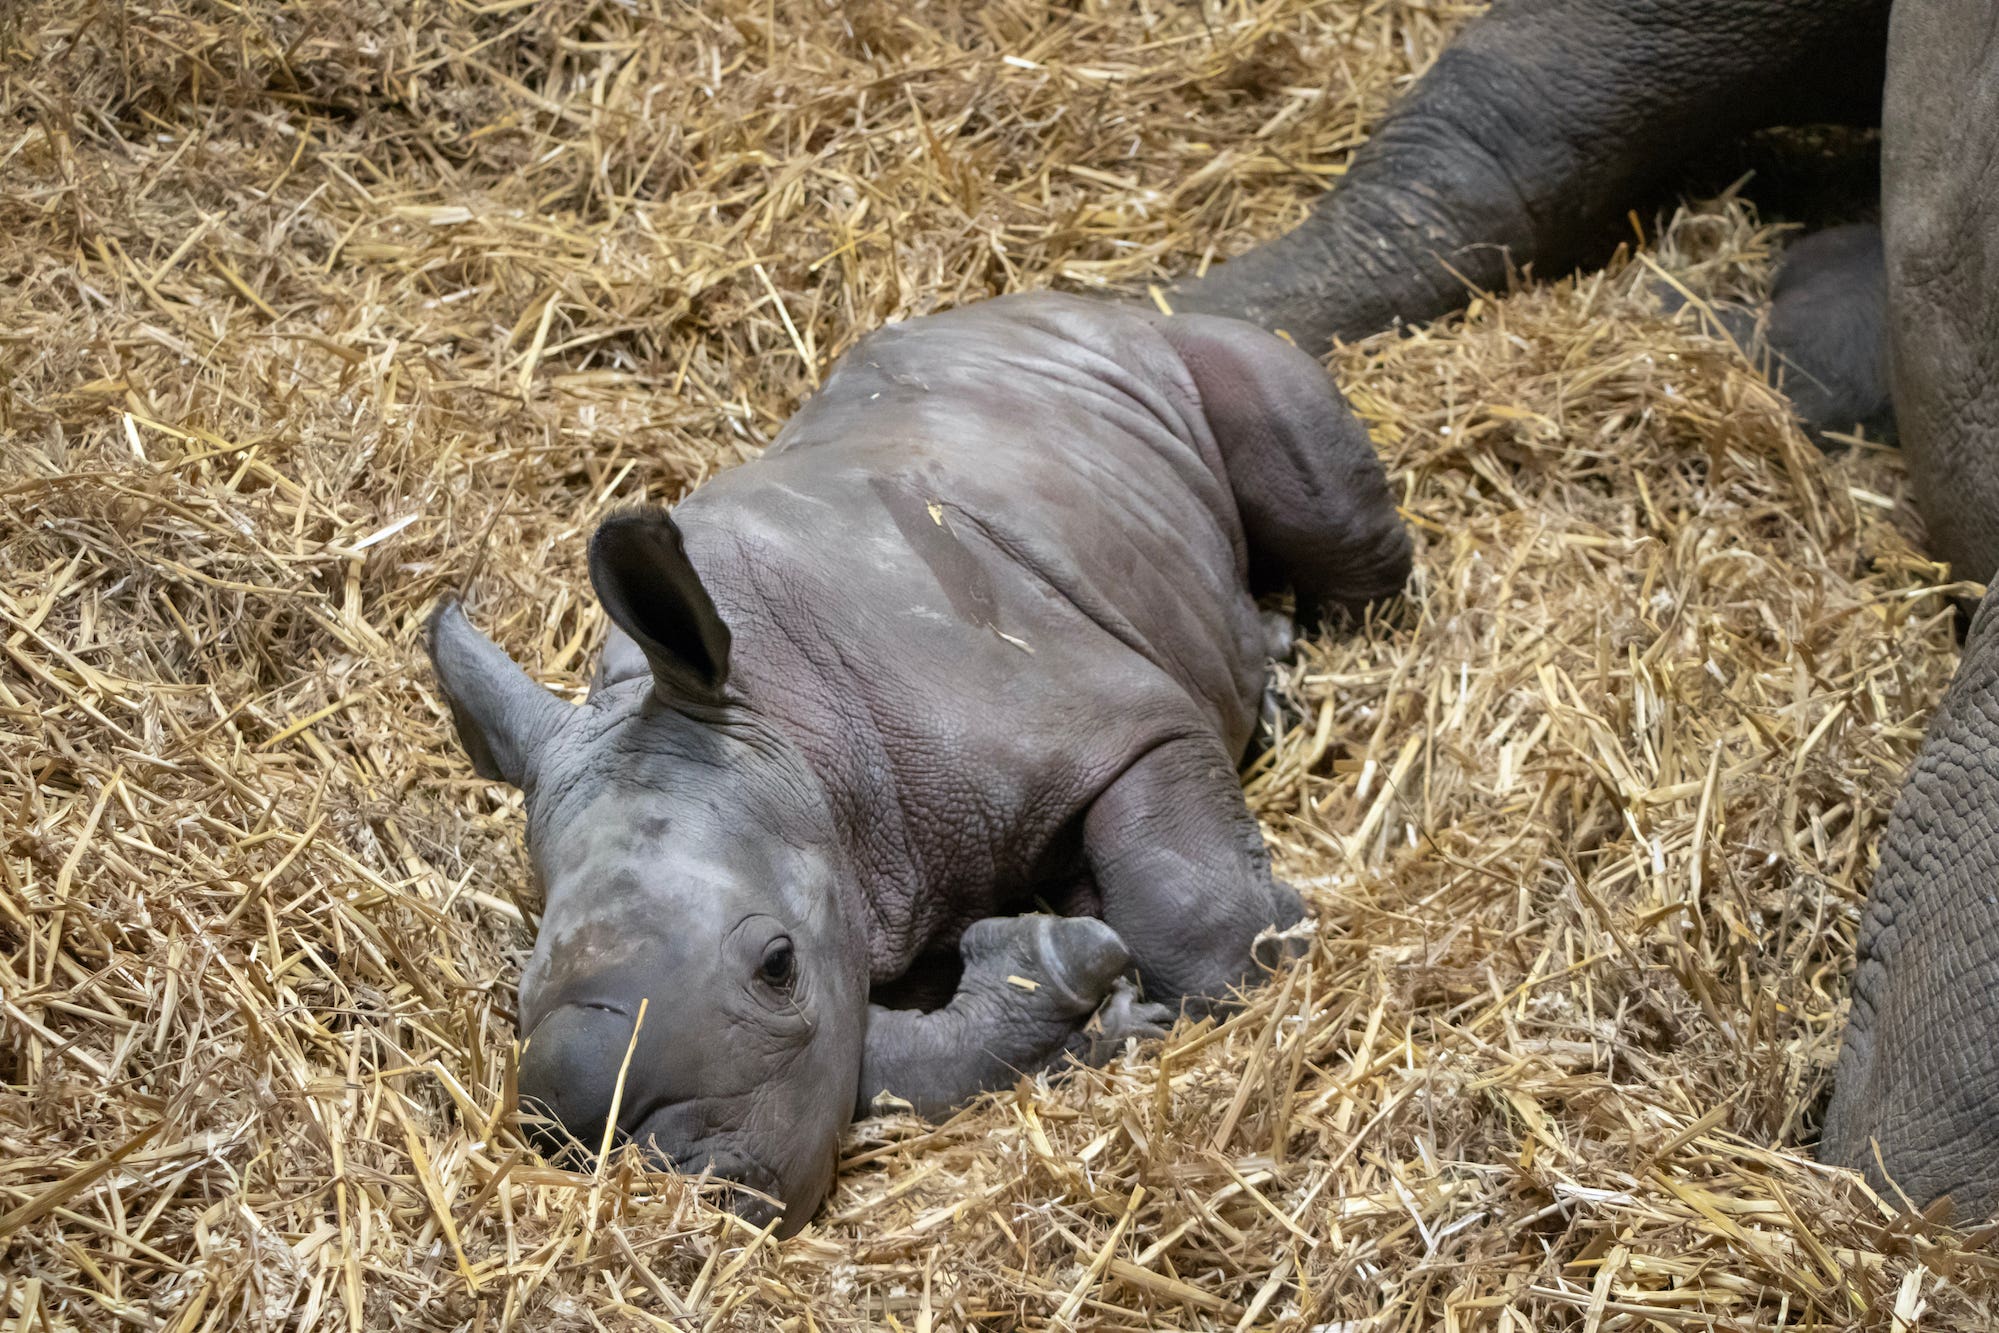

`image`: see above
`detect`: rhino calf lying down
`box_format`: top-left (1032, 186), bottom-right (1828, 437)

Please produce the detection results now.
top-left (429, 292), bottom-right (1411, 1233)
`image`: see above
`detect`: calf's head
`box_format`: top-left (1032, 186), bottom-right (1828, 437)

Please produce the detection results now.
top-left (428, 509), bottom-right (867, 1235)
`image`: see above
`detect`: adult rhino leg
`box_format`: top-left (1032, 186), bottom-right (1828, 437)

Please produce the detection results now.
top-left (1169, 0), bottom-right (1890, 351)
top-left (1821, 588), bottom-right (1999, 1218)
top-left (856, 915), bottom-right (1170, 1119)
top-left (1882, 0), bottom-right (1999, 581)
top-left (1151, 313), bottom-right (1412, 631)
top-left (1760, 224), bottom-right (1896, 443)
top-left (1083, 734), bottom-right (1306, 1014)
top-left (1658, 226), bottom-right (1894, 445)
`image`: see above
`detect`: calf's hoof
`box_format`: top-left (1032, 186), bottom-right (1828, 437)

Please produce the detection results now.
top-left (1260, 608), bottom-right (1298, 660)
top-left (1252, 882), bottom-right (1311, 971)
top-left (1067, 977), bottom-right (1175, 1065)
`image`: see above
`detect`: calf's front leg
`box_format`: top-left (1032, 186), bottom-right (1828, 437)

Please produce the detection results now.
top-left (857, 915), bottom-right (1170, 1119)
top-left (1085, 734), bottom-right (1307, 1015)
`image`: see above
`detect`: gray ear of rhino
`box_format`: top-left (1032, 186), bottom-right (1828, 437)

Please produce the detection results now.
top-left (587, 508), bottom-right (732, 703)
top-left (427, 599), bottom-right (571, 787)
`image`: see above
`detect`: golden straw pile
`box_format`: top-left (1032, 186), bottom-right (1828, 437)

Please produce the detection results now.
top-left (4, 0), bottom-right (1995, 1327)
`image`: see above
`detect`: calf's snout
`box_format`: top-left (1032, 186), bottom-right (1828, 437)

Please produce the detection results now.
top-left (516, 998), bottom-right (793, 1228)
top-left (517, 1002), bottom-right (640, 1159)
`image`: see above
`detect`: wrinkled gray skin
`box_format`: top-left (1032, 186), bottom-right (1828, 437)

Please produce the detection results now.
top-left (429, 293), bottom-right (1410, 1235)
top-left (1168, 0), bottom-right (1891, 350)
top-left (1168, 0), bottom-right (1999, 577)
top-left (1168, 0), bottom-right (1999, 1216)
top-left (1874, 3), bottom-right (1999, 586)
top-left (1659, 224), bottom-right (1897, 448)
top-left (1821, 2), bottom-right (1999, 1214)
top-left (1166, 0), bottom-right (1914, 473)
top-left (1821, 587), bottom-right (1999, 1219)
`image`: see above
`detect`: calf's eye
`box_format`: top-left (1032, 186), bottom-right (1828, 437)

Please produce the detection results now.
top-left (758, 939), bottom-right (795, 988)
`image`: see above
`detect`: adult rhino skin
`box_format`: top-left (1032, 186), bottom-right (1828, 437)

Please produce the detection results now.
top-left (429, 294), bottom-right (1410, 1234)
top-left (1170, 0), bottom-right (1999, 1215)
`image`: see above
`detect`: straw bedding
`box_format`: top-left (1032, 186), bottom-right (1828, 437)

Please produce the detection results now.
top-left (4, 0), bottom-right (1995, 1327)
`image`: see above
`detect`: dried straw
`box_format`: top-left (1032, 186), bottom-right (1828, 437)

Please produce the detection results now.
top-left (3, 0), bottom-right (1994, 1328)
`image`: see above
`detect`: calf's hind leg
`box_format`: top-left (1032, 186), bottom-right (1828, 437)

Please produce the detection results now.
top-left (1153, 314), bottom-right (1412, 631)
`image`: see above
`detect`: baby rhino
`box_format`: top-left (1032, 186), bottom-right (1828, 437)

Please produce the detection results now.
top-left (428, 292), bottom-right (1410, 1234)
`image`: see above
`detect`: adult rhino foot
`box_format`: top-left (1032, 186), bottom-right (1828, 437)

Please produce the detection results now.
top-left (1653, 224), bottom-right (1895, 446)
top-left (1763, 224), bottom-right (1895, 445)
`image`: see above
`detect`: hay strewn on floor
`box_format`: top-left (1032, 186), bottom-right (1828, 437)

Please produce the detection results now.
top-left (3, 0), bottom-right (1994, 1328)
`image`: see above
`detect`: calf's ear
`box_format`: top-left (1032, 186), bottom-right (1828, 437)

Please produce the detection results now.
top-left (427, 599), bottom-right (570, 787)
top-left (588, 508), bottom-right (732, 703)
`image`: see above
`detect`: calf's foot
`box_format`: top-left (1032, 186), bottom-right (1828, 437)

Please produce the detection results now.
top-left (858, 914), bottom-right (1166, 1118)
